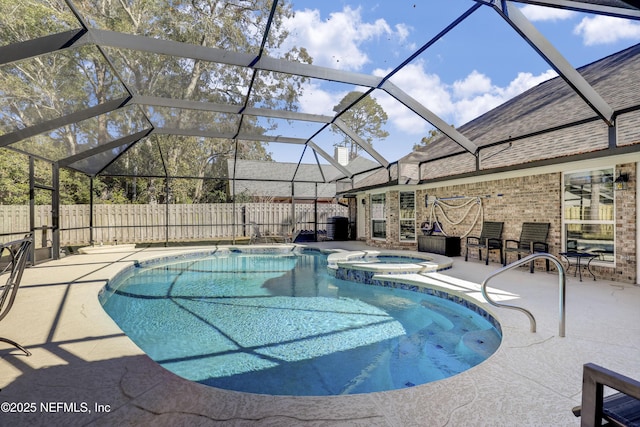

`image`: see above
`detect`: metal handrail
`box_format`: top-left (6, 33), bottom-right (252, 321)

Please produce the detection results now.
top-left (481, 253), bottom-right (566, 337)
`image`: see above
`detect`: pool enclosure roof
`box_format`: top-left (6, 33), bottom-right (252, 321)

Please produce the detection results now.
top-left (1, 1), bottom-right (639, 197)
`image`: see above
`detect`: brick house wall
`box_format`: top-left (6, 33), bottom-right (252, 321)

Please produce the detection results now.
top-left (613, 163), bottom-right (637, 283)
top-left (364, 162), bottom-right (637, 283)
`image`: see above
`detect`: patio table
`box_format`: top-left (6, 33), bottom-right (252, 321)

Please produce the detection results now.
top-left (559, 251), bottom-right (598, 281)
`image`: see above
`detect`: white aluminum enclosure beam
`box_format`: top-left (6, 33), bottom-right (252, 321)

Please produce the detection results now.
top-left (91, 29), bottom-right (384, 88)
top-left (156, 128), bottom-right (308, 145)
top-left (133, 95), bottom-right (241, 114)
top-left (382, 81), bottom-right (479, 155)
top-left (333, 118), bottom-right (390, 168)
top-left (492, 1), bottom-right (616, 126)
top-left (307, 141), bottom-right (354, 179)
top-left (0, 97), bottom-right (132, 148)
top-left (242, 107), bottom-right (333, 123)
top-left (133, 96), bottom-right (334, 123)
top-left (508, 0), bottom-right (640, 19)
top-left (0, 29), bottom-right (91, 66)
top-left (59, 129), bottom-right (152, 167)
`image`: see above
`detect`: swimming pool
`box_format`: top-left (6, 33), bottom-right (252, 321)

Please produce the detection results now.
top-left (100, 249), bottom-right (501, 396)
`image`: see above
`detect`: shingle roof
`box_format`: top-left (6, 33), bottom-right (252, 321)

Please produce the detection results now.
top-left (403, 42), bottom-right (640, 165)
top-left (228, 156), bottom-right (379, 198)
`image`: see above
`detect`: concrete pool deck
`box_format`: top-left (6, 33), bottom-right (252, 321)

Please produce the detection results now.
top-left (1, 241), bottom-right (638, 426)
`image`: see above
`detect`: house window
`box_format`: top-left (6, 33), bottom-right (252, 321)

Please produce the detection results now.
top-left (563, 168), bottom-right (614, 263)
top-left (371, 193), bottom-right (386, 239)
top-left (399, 191), bottom-right (415, 241)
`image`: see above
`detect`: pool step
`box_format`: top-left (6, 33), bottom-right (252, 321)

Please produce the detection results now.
top-left (456, 329), bottom-right (501, 362)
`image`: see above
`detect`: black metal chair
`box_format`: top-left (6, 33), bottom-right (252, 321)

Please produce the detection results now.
top-left (0, 236), bottom-right (33, 356)
top-left (503, 222), bottom-right (550, 273)
top-left (465, 221), bottom-right (503, 265)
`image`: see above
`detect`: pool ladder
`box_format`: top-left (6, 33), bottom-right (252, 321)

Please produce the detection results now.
top-left (481, 253), bottom-right (566, 337)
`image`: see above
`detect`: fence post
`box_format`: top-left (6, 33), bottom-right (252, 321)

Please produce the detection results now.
top-left (89, 177), bottom-right (94, 245)
top-left (164, 179), bottom-right (169, 247)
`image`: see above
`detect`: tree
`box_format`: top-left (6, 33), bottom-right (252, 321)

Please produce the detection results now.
top-left (0, 0), bottom-right (312, 205)
top-left (0, 150), bottom-right (29, 205)
top-left (331, 91), bottom-right (389, 160)
top-left (412, 125), bottom-right (459, 151)
top-left (90, 0), bottom-right (309, 203)
top-left (413, 128), bottom-right (442, 150)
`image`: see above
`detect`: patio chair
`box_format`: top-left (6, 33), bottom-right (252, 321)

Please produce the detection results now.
top-left (465, 221), bottom-right (503, 265)
top-left (293, 229), bottom-right (303, 243)
top-left (572, 363), bottom-right (640, 427)
top-left (249, 222), bottom-right (269, 244)
top-left (283, 229), bottom-right (301, 244)
top-left (0, 236), bottom-right (33, 356)
top-left (503, 222), bottom-right (550, 273)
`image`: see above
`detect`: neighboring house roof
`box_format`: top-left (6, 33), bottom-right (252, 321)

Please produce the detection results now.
top-left (228, 156), bottom-right (380, 198)
top-left (352, 42), bottom-right (640, 191)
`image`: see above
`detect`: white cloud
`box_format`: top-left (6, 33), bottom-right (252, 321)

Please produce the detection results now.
top-left (371, 61), bottom-right (557, 131)
top-left (374, 61), bottom-right (455, 135)
top-left (395, 23), bottom-right (410, 41)
top-left (504, 70), bottom-right (558, 97)
top-left (519, 4), bottom-right (575, 21)
top-left (287, 6), bottom-right (560, 138)
top-left (281, 6), bottom-right (405, 71)
top-left (519, 6), bottom-right (640, 47)
top-left (574, 15), bottom-right (640, 46)
top-left (453, 93), bottom-right (505, 125)
top-left (297, 81), bottom-right (347, 116)
top-left (373, 90), bottom-right (433, 136)
top-left (452, 70), bottom-right (492, 99)
top-left (294, 66), bottom-right (558, 163)
top-left (451, 70), bottom-right (557, 125)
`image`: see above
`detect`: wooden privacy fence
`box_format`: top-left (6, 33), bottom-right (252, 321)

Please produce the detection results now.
top-left (0, 203), bottom-right (348, 246)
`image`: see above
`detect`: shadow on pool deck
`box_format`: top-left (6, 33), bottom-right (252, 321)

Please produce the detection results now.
top-left (0, 242), bottom-right (638, 426)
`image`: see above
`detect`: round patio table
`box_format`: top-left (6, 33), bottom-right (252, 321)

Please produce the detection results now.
top-left (559, 251), bottom-right (598, 281)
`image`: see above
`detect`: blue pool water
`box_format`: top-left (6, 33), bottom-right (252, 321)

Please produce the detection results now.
top-left (100, 250), bottom-right (501, 396)
top-left (366, 255), bottom-right (428, 264)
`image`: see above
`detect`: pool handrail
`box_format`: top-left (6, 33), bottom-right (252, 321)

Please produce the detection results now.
top-left (481, 252), bottom-right (566, 337)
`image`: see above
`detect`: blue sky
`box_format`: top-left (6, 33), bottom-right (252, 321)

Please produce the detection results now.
top-left (263, 1), bottom-right (640, 164)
